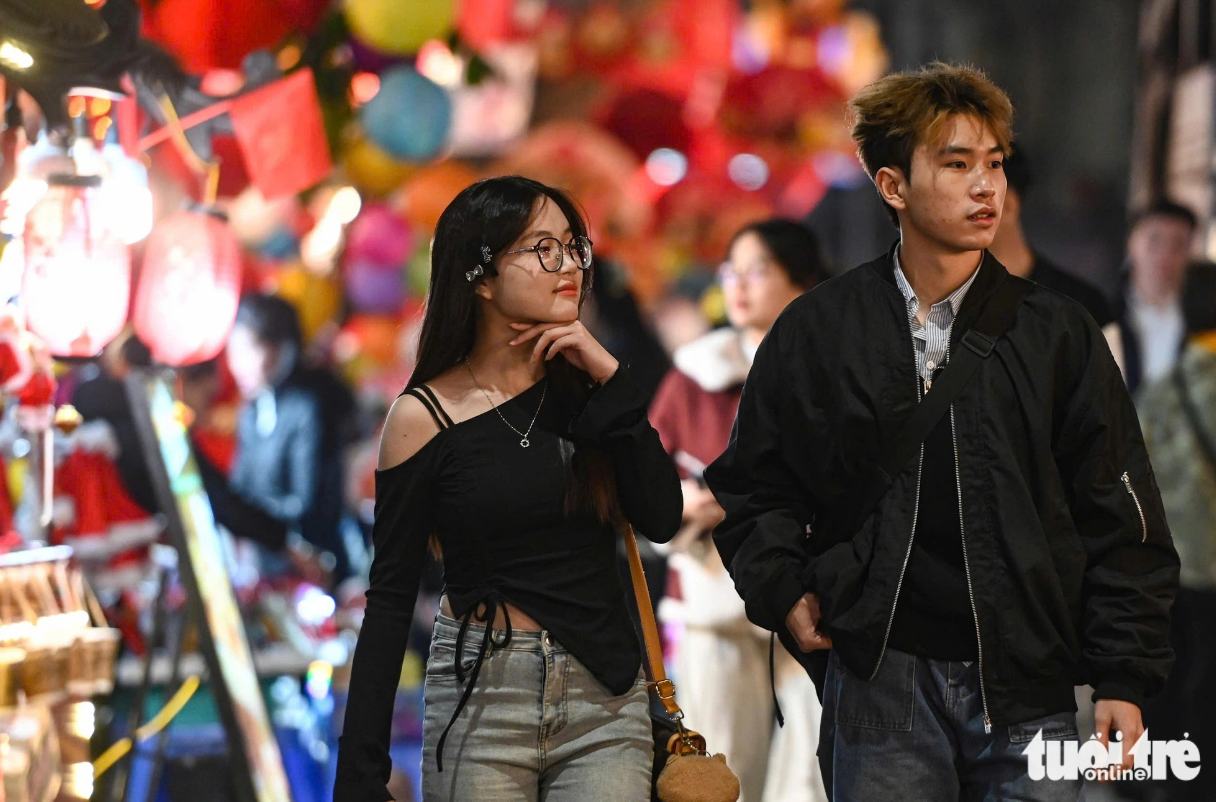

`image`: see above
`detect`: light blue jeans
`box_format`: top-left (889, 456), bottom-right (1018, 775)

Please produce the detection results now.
top-left (421, 612), bottom-right (653, 802)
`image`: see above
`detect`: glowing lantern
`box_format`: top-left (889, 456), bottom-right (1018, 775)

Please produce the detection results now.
top-left (133, 209), bottom-right (242, 366)
top-left (100, 123), bottom-right (154, 245)
top-left (22, 174), bottom-right (131, 357)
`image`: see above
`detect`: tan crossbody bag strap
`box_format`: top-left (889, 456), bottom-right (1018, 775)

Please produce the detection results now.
top-left (623, 524), bottom-right (682, 717)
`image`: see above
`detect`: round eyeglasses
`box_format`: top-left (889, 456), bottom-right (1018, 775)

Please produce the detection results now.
top-left (502, 236), bottom-right (593, 273)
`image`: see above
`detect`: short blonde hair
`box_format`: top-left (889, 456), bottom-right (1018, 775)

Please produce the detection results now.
top-left (849, 62), bottom-right (1013, 222)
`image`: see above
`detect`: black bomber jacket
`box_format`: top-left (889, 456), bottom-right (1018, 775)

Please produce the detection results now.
top-left (705, 245), bottom-right (1180, 728)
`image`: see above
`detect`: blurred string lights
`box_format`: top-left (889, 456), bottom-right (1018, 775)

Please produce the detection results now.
top-left (645, 148), bottom-right (688, 187)
top-left (0, 41), bottom-right (33, 71)
top-left (300, 184), bottom-right (363, 273)
top-left (728, 153), bottom-right (769, 191)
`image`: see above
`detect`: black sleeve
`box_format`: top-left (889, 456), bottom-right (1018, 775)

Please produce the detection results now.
top-left (704, 316), bottom-right (816, 634)
top-left (1053, 310), bottom-right (1179, 708)
top-left (334, 459), bottom-right (435, 802)
top-left (191, 436), bottom-right (288, 550)
top-left (570, 364), bottom-right (683, 543)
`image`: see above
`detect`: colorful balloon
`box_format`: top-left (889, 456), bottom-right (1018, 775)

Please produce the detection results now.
top-left (344, 260), bottom-right (406, 315)
top-left (275, 265), bottom-right (342, 342)
top-left (342, 135), bottom-right (416, 198)
top-left (359, 68), bottom-right (452, 162)
top-left (396, 160), bottom-right (480, 232)
top-left (344, 204), bottom-right (414, 269)
top-left (343, 0), bottom-right (456, 56)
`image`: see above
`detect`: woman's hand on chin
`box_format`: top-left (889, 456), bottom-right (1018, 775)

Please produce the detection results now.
top-left (508, 320), bottom-right (619, 384)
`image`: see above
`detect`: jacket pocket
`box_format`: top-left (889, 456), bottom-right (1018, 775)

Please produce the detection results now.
top-left (829, 648), bottom-right (914, 731)
top-left (1121, 471), bottom-right (1148, 543)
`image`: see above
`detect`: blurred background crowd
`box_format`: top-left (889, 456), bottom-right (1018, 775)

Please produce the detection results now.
top-left (1, 0), bottom-right (1215, 800)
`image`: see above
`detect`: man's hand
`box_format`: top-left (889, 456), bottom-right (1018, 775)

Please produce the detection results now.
top-left (786, 593), bottom-right (832, 652)
top-left (1094, 699), bottom-right (1144, 779)
top-left (681, 480), bottom-right (725, 531)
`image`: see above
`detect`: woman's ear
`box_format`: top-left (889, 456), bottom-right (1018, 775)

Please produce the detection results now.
top-left (473, 279), bottom-right (493, 302)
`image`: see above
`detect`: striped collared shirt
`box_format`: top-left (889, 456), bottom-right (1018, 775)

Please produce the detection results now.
top-left (893, 248), bottom-right (982, 391)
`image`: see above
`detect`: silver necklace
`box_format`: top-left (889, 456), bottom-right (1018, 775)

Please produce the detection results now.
top-left (463, 359), bottom-right (547, 448)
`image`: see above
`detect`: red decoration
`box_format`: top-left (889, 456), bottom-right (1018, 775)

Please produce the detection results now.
top-left (228, 69), bottom-right (333, 200)
top-left (601, 88), bottom-right (692, 161)
top-left (605, 0), bottom-right (737, 97)
top-left (0, 309), bottom-right (57, 410)
top-left (139, 0), bottom-right (330, 73)
top-left (22, 180), bottom-right (131, 358)
top-left (458, 0), bottom-right (529, 50)
top-left (719, 66), bottom-right (844, 139)
top-left (0, 454), bottom-right (13, 540)
top-left (133, 210), bottom-right (243, 366)
top-left (53, 442), bottom-right (159, 572)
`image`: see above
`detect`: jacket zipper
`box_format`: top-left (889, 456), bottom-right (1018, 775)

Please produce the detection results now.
top-left (870, 315), bottom-right (925, 681)
top-left (952, 405), bottom-right (992, 733)
top-left (1122, 472), bottom-right (1147, 542)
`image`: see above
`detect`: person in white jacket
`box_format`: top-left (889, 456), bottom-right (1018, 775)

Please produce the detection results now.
top-left (650, 219), bottom-right (830, 802)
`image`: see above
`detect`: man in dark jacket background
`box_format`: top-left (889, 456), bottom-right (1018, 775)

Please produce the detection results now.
top-left (705, 63), bottom-right (1179, 801)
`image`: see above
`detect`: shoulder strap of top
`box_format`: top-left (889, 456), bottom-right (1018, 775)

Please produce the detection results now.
top-left (403, 386), bottom-right (452, 431)
top-left (416, 384), bottom-right (456, 428)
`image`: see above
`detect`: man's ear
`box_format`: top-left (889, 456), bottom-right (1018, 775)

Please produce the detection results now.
top-left (875, 165), bottom-right (909, 214)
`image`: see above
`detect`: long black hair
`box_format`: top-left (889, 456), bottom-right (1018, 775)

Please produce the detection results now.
top-left (409, 175), bottom-right (624, 528)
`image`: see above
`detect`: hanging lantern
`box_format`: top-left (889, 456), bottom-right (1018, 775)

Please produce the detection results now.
top-left (133, 208), bottom-right (242, 366)
top-left (100, 122), bottom-right (153, 245)
top-left (22, 174), bottom-right (131, 358)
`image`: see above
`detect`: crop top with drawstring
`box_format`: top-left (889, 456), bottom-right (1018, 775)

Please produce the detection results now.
top-left (333, 365), bottom-right (682, 801)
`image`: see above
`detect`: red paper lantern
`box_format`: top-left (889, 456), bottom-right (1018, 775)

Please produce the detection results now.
top-left (134, 209), bottom-right (242, 366)
top-left (22, 176), bottom-right (131, 358)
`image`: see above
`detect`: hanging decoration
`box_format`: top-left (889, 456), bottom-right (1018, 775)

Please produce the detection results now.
top-left (340, 203), bottom-right (411, 314)
top-left (21, 174), bottom-right (131, 358)
top-left (340, 132), bottom-right (416, 198)
top-left (138, 0), bottom-right (330, 74)
top-left (395, 159), bottom-right (479, 232)
top-left (227, 68), bottom-right (333, 199)
top-left (359, 67), bottom-right (452, 161)
top-left (99, 121), bottom-right (154, 244)
top-left (133, 208), bottom-right (242, 366)
top-left (342, 0), bottom-right (456, 57)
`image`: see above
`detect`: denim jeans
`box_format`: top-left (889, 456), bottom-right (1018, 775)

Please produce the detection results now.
top-left (421, 612), bottom-right (653, 802)
top-left (818, 648), bottom-right (1083, 802)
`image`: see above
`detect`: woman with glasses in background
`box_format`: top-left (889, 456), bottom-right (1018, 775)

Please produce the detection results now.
top-left (334, 175), bottom-right (682, 802)
top-left (650, 218), bottom-right (829, 802)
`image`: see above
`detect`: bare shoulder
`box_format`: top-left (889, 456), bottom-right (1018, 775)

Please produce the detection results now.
top-left (378, 393), bottom-right (443, 471)
top-left (378, 366), bottom-right (476, 470)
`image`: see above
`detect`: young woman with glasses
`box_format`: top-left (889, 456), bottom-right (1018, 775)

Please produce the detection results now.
top-left (649, 219), bottom-right (829, 802)
top-left (334, 175), bottom-right (683, 802)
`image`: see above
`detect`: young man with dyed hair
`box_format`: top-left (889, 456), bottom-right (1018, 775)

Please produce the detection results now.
top-left (705, 63), bottom-right (1178, 800)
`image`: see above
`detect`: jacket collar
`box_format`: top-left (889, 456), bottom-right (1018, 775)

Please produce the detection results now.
top-left (867, 239), bottom-right (1010, 343)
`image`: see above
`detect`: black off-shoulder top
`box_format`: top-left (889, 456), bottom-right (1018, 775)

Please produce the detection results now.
top-left (334, 365), bottom-right (682, 801)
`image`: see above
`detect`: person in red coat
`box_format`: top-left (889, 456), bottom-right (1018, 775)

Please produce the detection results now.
top-left (649, 218), bottom-right (829, 802)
